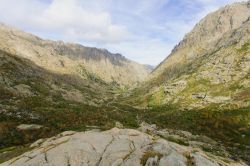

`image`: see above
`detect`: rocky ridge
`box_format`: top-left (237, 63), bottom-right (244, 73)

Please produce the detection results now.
top-left (1, 125), bottom-right (247, 166)
top-left (0, 23), bottom-right (151, 86)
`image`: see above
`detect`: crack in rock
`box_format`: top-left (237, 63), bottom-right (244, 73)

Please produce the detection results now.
top-left (95, 136), bottom-right (114, 166)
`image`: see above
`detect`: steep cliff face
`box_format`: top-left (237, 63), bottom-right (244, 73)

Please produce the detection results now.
top-left (131, 1), bottom-right (250, 109)
top-left (0, 24), bottom-right (151, 86)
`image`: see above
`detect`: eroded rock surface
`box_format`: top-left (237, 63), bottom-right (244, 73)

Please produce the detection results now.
top-left (1, 128), bottom-right (247, 166)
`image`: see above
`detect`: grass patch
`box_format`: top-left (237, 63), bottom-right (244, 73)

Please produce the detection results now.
top-left (148, 86), bottom-right (165, 106)
top-left (0, 145), bottom-right (32, 164)
top-left (165, 136), bottom-right (189, 146)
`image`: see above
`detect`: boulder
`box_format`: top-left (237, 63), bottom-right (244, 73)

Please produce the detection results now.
top-left (16, 124), bottom-right (43, 131)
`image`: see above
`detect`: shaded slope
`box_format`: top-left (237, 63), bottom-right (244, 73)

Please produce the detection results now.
top-left (0, 50), bottom-right (140, 149)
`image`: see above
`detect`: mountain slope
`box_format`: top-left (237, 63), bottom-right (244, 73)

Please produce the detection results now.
top-left (0, 49), bottom-right (144, 151)
top-left (129, 1), bottom-right (250, 109)
top-left (0, 23), bottom-right (151, 86)
top-left (0, 23), bottom-right (151, 151)
top-left (119, 2), bottom-right (250, 163)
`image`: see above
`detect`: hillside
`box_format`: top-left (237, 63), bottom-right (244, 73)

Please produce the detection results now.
top-left (128, 1), bottom-right (250, 109)
top-left (0, 24), bottom-right (151, 155)
top-left (0, 23), bottom-right (151, 86)
top-left (119, 1), bottom-right (250, 163)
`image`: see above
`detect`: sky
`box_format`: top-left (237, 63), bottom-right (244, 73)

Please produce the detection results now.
top-left (0, 0), bottom-right (246, 65)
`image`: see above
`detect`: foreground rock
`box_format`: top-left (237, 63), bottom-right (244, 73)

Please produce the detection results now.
top-left (1, 128), bottom-right (246, 166)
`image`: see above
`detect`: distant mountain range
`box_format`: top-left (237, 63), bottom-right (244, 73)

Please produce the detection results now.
top-left (0, 23), bottom-right (151, 86)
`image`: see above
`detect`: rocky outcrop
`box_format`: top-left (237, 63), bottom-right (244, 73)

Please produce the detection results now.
top-left (1, 128), bottom-right (247, 166)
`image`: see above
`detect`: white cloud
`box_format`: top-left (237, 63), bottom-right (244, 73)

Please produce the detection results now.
top-left (36, 0), bottom-right (129, 43)
top-left (0, 0), bottom-right (247, 65)
top-left (0, 0), bottom-right (129, 43)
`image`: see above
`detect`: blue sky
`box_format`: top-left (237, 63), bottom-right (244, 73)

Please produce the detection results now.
top-left (0, 0), bottom-right (246, 65)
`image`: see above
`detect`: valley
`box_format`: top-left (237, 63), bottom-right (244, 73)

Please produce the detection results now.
top-left (0, 1), bottom-right (250, 166)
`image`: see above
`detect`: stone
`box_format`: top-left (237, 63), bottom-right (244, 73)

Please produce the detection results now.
top-left (138, 122), bottom-right (157, 134)
top-left (16, 124), bottom-right (43, 131)
top-left (30, 138), bottom-right (45, 148)
top-left (2, 128), bottom-right (246, 166)
top-left (145, 156), bottom-right (159, 166)
top-left (191, 153), bottom-right (220, 166)
top-left (159, 152), bottom-right (187, 166)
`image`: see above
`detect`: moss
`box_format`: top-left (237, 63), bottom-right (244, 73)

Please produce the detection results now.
top-left (0, 145), bottom-right (32, 164)
top-left (31, 83), bottom-right (50, 95)
top-left (229, 83), bottom-right (244, 91)
top-left (165, 136), bottom-right (189, 146)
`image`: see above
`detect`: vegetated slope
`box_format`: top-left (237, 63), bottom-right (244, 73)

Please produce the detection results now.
top-left (0, 23), bottom-right (151, 87)
top-left (130, 1), bottom-right (250, 109)
top-left (120, 1), bottom-right (250, 162)
top-left (0, 49), bottom-right (105, 146)
top-left (0, 49), bottom-right (143, 152)
top-left (0, 22), bottom-right (151, 158)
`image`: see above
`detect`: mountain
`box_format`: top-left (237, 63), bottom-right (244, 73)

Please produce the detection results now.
top-left (0, 23), bottom-right (151, 155)
top-left (144, 64), bottom-right (155, 72)
top-left (120, 1), bottom-right (250, 163)
top-left (0, 23), bottom-right (151, 86)
top-left (129, 1), bottom-right (250, 109)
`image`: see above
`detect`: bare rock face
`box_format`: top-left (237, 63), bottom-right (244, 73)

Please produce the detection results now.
top-left (1, 128), bottom-right (246, 166)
